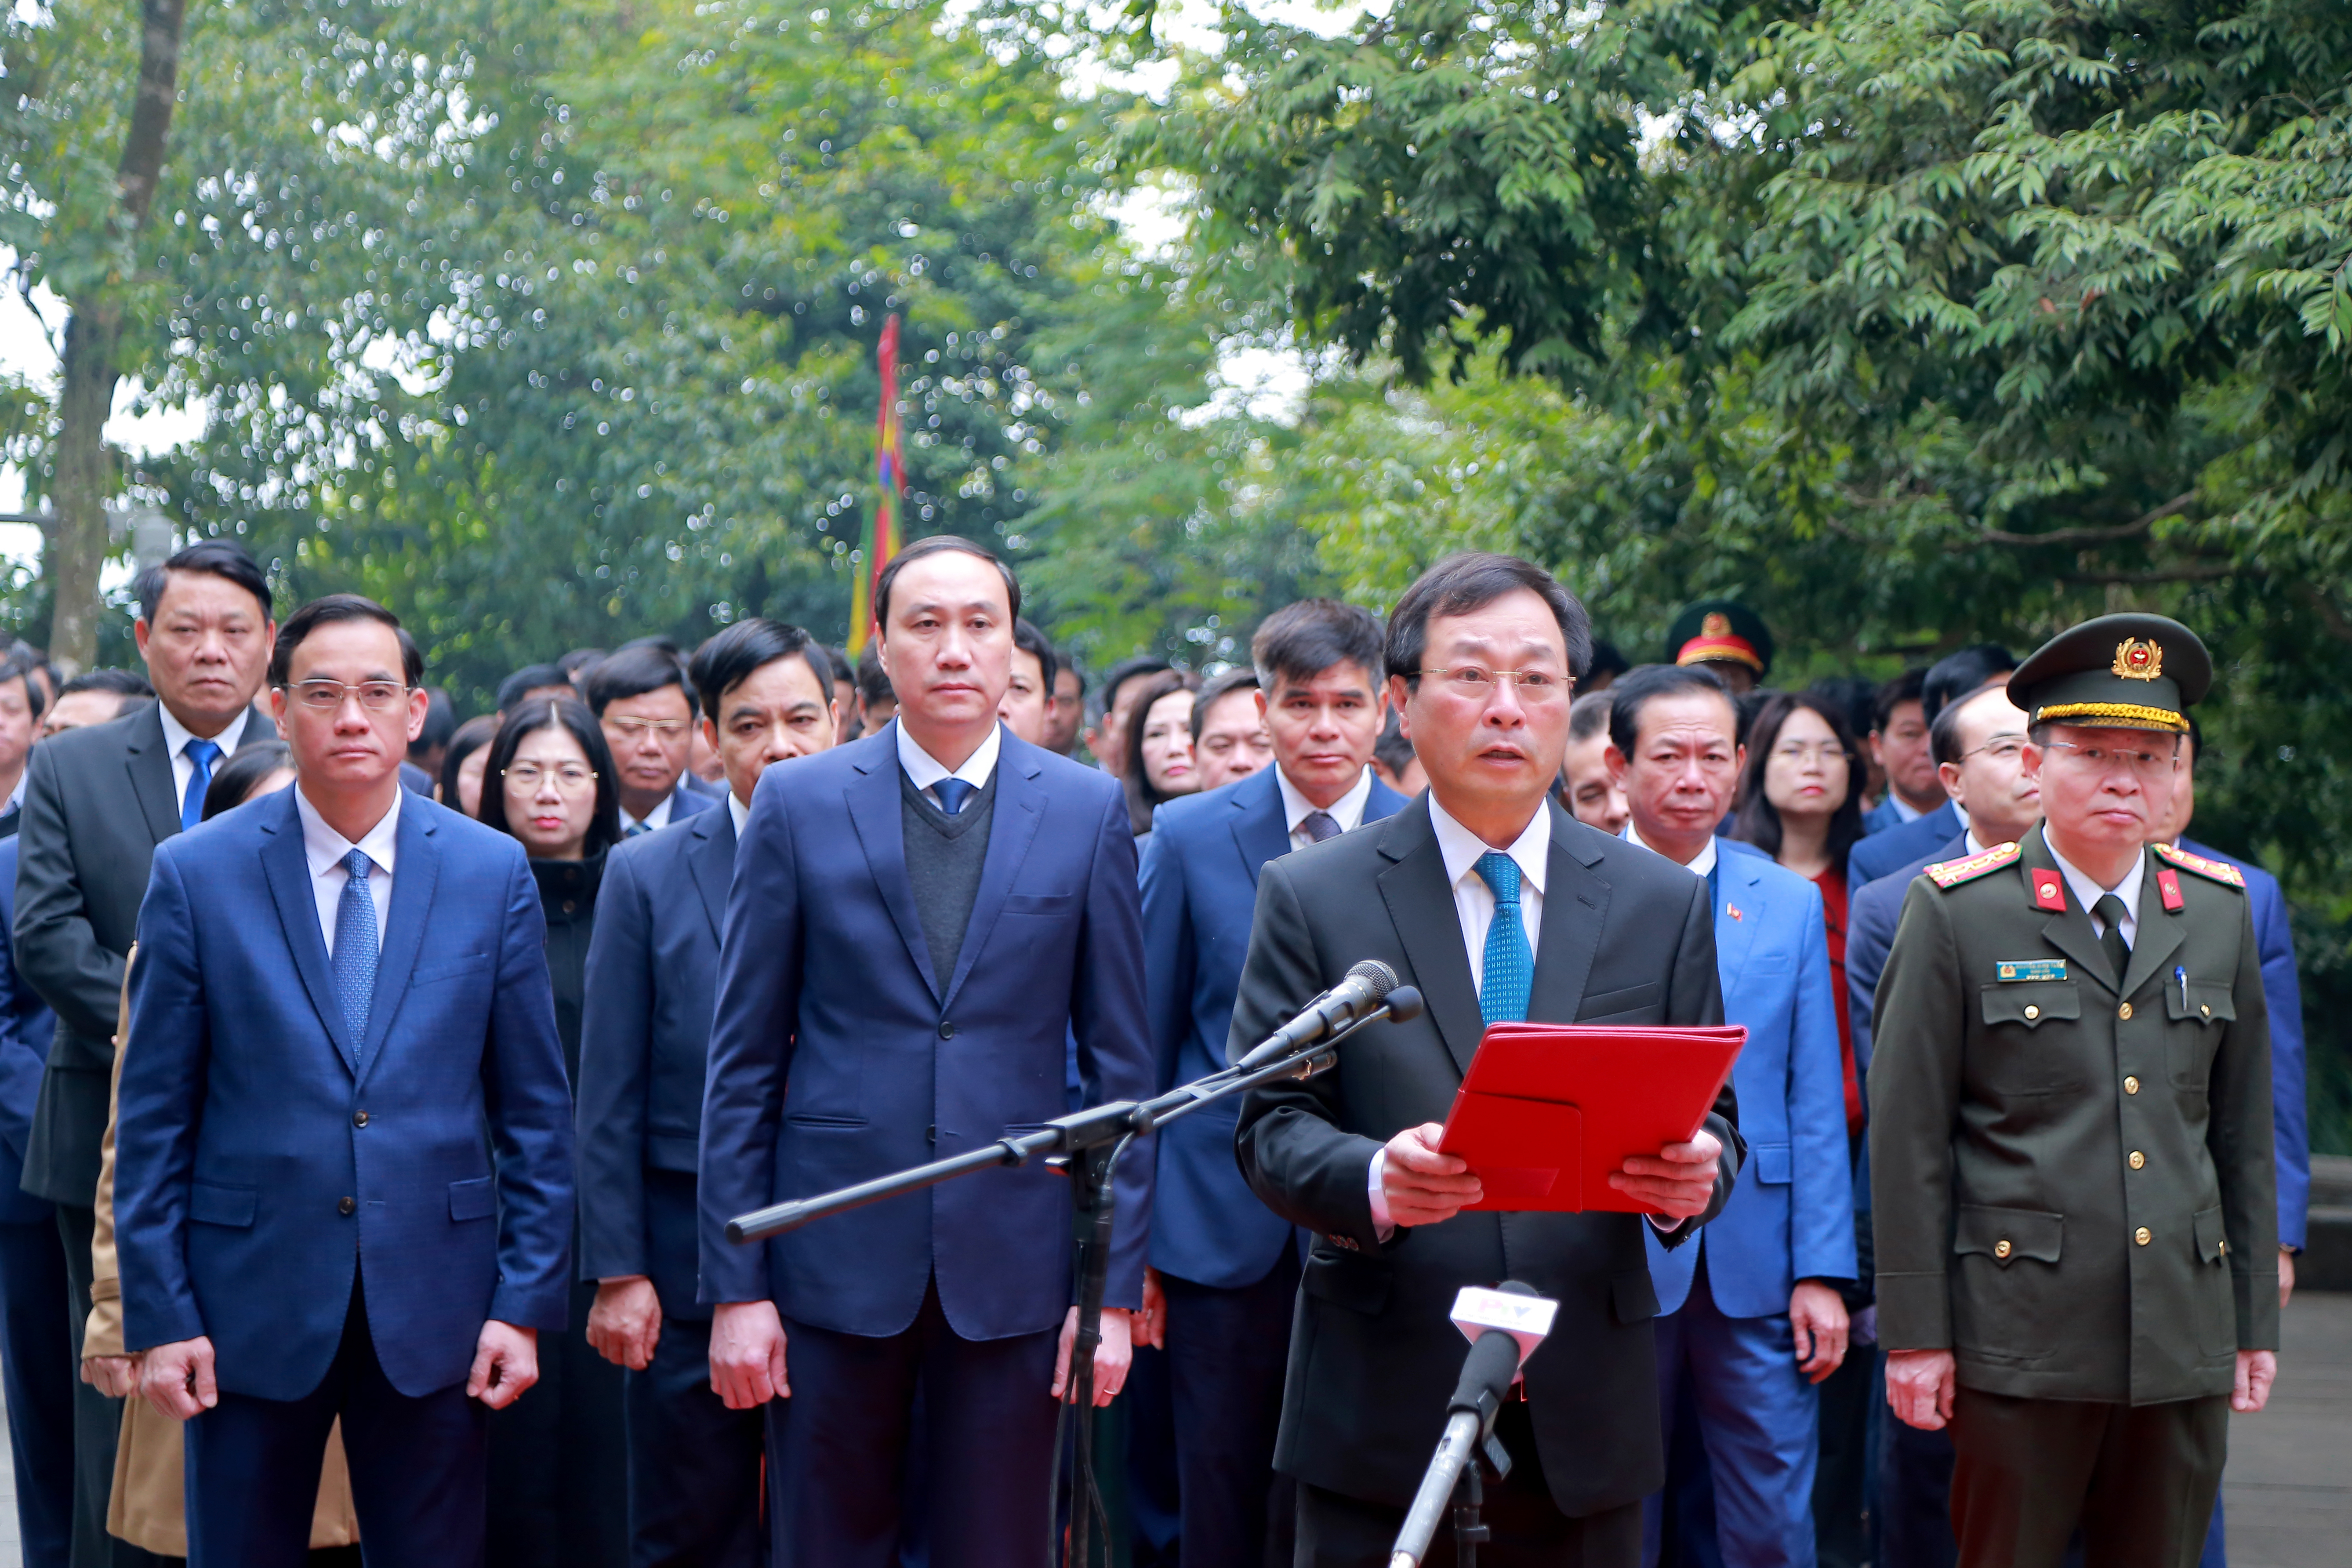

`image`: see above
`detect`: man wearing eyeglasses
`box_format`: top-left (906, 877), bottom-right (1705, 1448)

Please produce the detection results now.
top-left (1871, 614), bottom-right (2276, 1568)
top-left (585, 644), bottom-right (719, 836)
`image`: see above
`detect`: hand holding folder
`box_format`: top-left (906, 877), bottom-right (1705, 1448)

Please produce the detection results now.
top-left (1435, 1023), bottom-right (1746, 1214)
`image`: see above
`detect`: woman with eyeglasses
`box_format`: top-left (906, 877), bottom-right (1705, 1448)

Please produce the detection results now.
top-left (476, 696), bottom-right (629, 1568)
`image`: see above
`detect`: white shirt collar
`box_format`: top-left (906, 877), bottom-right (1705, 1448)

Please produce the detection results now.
top-left (4, 767), bottom-right (24, 813)
top-left (2041, 824), bottom-right (2144, 927)
top-left (293, 783), bottom-right (401, 879)
top-left (1622, 820), bottom-right (1717, 878)
top-left (896, 719), bottom-right (1002, 793)
top-left (620, 790), bottom-right (674, 835)
top-left (1888, 793), bottom-right (1925, 823)
top-left (1964, 828), bottom-right (1990, 856)
top-left (1428, 792), bottom-right (1550, 899)
top-left (159, 702), bottom-right (249, 763)
top-left (727, 791), bottom-right (751, 839)
top-left (1951, 799), bottom-right (1971, 832)
top-left (1275, 764), bottom-right (1374, 837)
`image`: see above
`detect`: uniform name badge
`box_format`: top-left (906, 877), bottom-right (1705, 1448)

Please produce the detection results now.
top-left (1996, 960), bottom-right (2068, 983)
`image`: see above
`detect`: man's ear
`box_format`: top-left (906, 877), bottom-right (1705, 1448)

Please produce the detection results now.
top-left (1384, 674), bottom-right (1412, 738)
top-left (134, 619), bottom-right (153, 659)
top-left (1604, 743), bottom-right (1627, 787)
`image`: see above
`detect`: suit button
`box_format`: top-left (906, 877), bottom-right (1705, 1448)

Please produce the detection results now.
top-left (2117, 1002), bottom-right (2133, 1020)
top-left (2130, 1150), bottom-right (2145, 1170)
top-left (2134, 1227), bottom-right (2152, 1246)
top-left (2200, 1003), bottom-right (2212, 1018)
top-left (352, 1110), bottom-right (368, 1128)
top-left (338, 1196), bottom-right (356, 1216)
top-left (938, 1020), bottom-right (956, 1040)
top-left (1994, 1239), bottom-right (2012, 1259)
top-left (2024, 1005), bottom-right (2040, 1021)
top-left (2123, 1075), bottom-right (2141, 1095)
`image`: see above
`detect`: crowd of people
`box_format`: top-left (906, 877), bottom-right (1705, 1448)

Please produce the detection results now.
top-left (0, 537), bottom-right (2305, 1568)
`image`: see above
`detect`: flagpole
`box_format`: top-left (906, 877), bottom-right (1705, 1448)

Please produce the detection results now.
top-left (847, 315), bottom-right (904, 656)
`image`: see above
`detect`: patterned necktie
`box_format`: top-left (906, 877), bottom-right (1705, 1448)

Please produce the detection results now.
top-left (333, 848), bottom-right (381, 1049)
top-left (1474, 851), bottom-right (1534, 1026)
top-left (1301, 810), bottom-right (1341, 844)
top-left (626, 819), bottom-right (651, 838)
top-left (2094, 893), bottom-right (2131, 987)
top-left (933, 777), bottom-right (975, 817)
top-left (181, 738), bottom-right (221, 831)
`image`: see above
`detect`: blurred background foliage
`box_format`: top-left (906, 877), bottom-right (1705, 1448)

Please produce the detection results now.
top-left (5, 0), bottom-right (2349, 1144)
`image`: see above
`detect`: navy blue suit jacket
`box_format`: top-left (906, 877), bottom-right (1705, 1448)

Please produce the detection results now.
top-left (114, 789), bottom-right (577, 1401)
top-left (1847, 800), bottom-right (1961, 897)
top-left (577, 802), bottom-right (740, 1317)
top-left (698, 724), bottom-right (1155, 1339)
top-left (1137, 767), bottom-right (1408, 1289)
top-left (0, 838), bottom-right (57, 1226)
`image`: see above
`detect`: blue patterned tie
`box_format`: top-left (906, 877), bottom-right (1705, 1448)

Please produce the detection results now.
top-left (1475, 852), bottom-right (1533, 1026)
top-left (333, 848), bottom-right (380, 1049)
top-left (180, 738), bottom-right (221, 831)
top-left (933, 777), bottom-right (975, 817)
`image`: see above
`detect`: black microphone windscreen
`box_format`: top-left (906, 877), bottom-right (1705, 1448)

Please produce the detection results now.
top-left (1383, 985), bottom-right (1425, 1024)
top-left (1449, 1328), bottom-right (1526, 1413)
top-left (1346, 958), bottom-right (1399, 1000)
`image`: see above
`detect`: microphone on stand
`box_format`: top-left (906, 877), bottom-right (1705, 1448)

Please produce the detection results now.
top-left (1235, 960), bottom-right (1405, 1069)
top-left (1388, 1283), bottom-right (1560, 1568)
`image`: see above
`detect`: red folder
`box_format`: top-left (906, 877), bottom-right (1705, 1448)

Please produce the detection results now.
top-left (1437, 1023), bottom-right (1746, 1213)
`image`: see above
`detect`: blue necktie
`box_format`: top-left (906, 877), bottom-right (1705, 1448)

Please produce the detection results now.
top-left (181, 738), bottom-right (221, 831)
top-left (933, 777), bottom-right (975, 817)
top-left (626, 820), bottom-right (651, 838)
top-left (333, 848), bottom-right (380, 1049)
top-left (1474, 851), bottom-right (1533, 1026)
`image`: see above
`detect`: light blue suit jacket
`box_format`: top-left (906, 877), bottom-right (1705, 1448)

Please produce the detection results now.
top-left (1648, 840), bottom-right (1856, 1318)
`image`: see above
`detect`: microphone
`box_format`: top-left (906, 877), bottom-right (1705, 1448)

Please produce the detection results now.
top-left (1234, 960), bottom-right (1403, 1070)
top-left (1388, 1284), bottom-right (1560, 1568)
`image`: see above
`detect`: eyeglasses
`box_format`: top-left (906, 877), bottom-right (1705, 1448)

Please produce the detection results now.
top-left (1769, 741), bottom-right (1854, 766)
top-left (1960, 734), bottom-right (2029, 764)
top-left (282, 679), bottom-right (410, 712)
top-left (1419, 667), bottom-right (1571, 703)
top-left (2040, 739), bottom-right (2179, 779)
top-left (504, 762), bottom-right (599, 792)
top-left (607, 717), bottom-right (689, 738)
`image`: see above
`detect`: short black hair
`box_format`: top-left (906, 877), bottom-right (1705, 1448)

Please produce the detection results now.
top-left (0, 654), bottom-right (47, 722)
top-left (1373, 708), bottom-right (1416, 778)
top-left (268, 594), bottom-right (423, 690)
top-left (559, 647), bottom-right (607, 679)
top-left (1585, 639), bottom-right (1630, 683)
top-left (201, 740), bottom-right (296, 821)
top-left (1928, 680), bottom-right (2022, 768)
top-left (856, 642), bottom-right (896, 709)
top-left (497, 663), bottom-right (574, 714)
top-left (1808, 676), bottom-right (1878, 749)
top-left (1921, 644), bottom-right (2015, 726)
top-left (1607, 663), bottom-right (1733, 758)
top-left (1191, 668), bottom-right (1260, 744)
top-left (58, 668), bottom-right (155, 699)
top-left (1098, 655), bottom-right (1172, 722)
top-left (412, 689), bottom-right (457, 759)
top-left (614, 634), bottom-right (681, 657)
top-left (439, 713), bottom-right (500, 810)
top-left (1059, 658), bottom-right (1086, 697)
top-left (1012, 618), bottom-right (1059, 692)
top-left (1873, 667), bottom-right (1929, 732)
top-left (824, 644), bottom-right (855, 686)
top-left (1567, 689), bottom-right (1613, 744)
top-left (584, 643), bottom-right (697, 719)
top-left (688, 618), bottom-right (824, 717)
top-left (1252, 598), bottom-right (1386, 691)
top-left (134, 540), bottom-right (274, 626)
top-left (478, 696), bottom-right (623, 854)
top-left (1383, 552), bottom-right (1592, 691)
top-left (873, 534), bottom-right (1022, 627)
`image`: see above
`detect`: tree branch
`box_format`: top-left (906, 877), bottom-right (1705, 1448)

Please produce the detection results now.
top-left (1977, 490), bottom-right (2198, 548)
top-left (2294, 582), bottom-right (2352, 646)
top-left (2060, 564), bottom-right (2236, 586)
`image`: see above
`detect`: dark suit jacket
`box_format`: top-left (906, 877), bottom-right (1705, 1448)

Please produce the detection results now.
top-left (0, 836), bottom-right (57, 1225)
top-left (697, 723), bottom-right (1156, 1340)
top-left (1847, 834), bottom-right (1969, 1083)
top-left (12, 702), bottom-right (275, 1205)
top-left (1230, 796), bottom-right (1741, 1515)
top-left (1139, 766), bottom-right (1409, 1289)
top-left (577, 802), bottom-right (740, 1318)
top-left (1846, 800), bottom-right (1961, 897)
top-left (115, 789), bottom-right (575, 1401)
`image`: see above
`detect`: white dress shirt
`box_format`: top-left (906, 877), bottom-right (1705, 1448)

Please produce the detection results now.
top-left (160, 704), bottom-right (251, 811)
top-left (293, 786), bottom-right (397, 956)
top-left (896, 719), bottom-right (1001, 807)
top-left (728, 791), bottom-right (751, 839)
top-left (619, 789), bottom-right (676, 836)
top-left (1275, 765), bottom-right (1375, 852)
top-left (1887, 793), bottom-right (1925, 824)
top-left (1427, 794), bottom-right (1550, 995)
top-left (4, 767), bottom-right (25, 815)
top-left (1622, 820), bottom-right (1718, 880)
top-left (2043, 825), bottom-right (2144, 948)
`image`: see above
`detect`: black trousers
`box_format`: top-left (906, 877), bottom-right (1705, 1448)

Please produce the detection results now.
top-left (1948, 1388), bottom-right (2226, 1568)
top-left (623, 1313), bottom-right (766, 1568)
top-left (56, 1205), bottom-right (173, 1568)
top-left (1161, 1245), bottom-right (1301, 1568)
top-left (486, 1278), bottom-right (629, 1568)
top-left (1876, 1389), bottom-right (1956, 1568)
top-left (0, 1211), bottom-right (76, 1568)
top-left (1809, 1340), bottom-right (1873, 1568)
top-left (1297, 1401), bottom-right (1644, 1568)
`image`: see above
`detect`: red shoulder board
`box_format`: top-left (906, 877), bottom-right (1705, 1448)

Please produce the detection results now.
top-left (2154, 841), bottom-right (2246, 889)
top-left (1924, 841), bottom-right (2022, 889)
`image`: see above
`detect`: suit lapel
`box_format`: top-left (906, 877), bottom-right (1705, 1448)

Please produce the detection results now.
top-left (686, 807), bottom-right (737, 945)
top-left (1230, 769), bottom-right (1293, 887)
top-left (2118, 847), bottom-right (2186, 1001)
top-left (2021, 832), bottom-right (2115, 995)
top-left (845, 744), bottom-right (941, 1001)
top-left (258, 792), bottom-right (360, 1074)
top-left (1714, 853), bottom-right (1766, 996)
top-left (1527, 802), bottom-right (1605, 1025)
top-left (941, 743), bottom-right (1046, 1011)
top-left (356, 803), bottom-right (439, 1079)
top-left (122, 705), bottom-right (182, 845)
top-left (1376, 802), bottom-right (1483, 1077)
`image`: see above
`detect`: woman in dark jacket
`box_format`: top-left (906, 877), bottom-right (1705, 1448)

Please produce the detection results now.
top-left (477, 696), bottom-right (628, 1568)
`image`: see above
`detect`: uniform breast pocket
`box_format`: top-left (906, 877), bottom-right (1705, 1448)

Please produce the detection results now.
top-left (2163, 981), bottom-right (2235, 1092)
top-left (1975, 983), bottom-right (2083, 1093)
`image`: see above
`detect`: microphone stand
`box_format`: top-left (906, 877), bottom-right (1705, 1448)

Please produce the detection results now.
top-left (728, 987), bottom-right (1424, 1568)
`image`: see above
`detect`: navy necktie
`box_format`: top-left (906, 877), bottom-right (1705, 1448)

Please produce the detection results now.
top-left (933, 777), bottom-right (975, 817)
top-left (626, 820), bottom-right (651, 838)
top-left (1474, 852), bottom-right (1534, 1026)
top-left (181, 738), bottom-right (221, 831)
top-left (333, 848), bottom-right (380, 1049)
top-left (2094, 893), bottom-right (2131, 985)
top-left (1300, 810), bottom-right (1341, 844)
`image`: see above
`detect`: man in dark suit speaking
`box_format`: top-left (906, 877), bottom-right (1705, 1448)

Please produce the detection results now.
top-left (1230, 553), bottom-right (1743, 1567)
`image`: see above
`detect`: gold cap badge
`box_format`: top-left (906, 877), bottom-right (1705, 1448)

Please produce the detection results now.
top-left (2111, 637), bottom-right (2163, 682)
top-left (1702, 612), bottom-right (1730, 637)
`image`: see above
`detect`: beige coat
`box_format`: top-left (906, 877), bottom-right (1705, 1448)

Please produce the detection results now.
top-left (85, 945), bottom-right (360, 1554)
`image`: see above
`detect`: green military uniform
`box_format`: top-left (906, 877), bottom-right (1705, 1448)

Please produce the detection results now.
top-left (1869, 613), bottom-right (2277, 1568)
